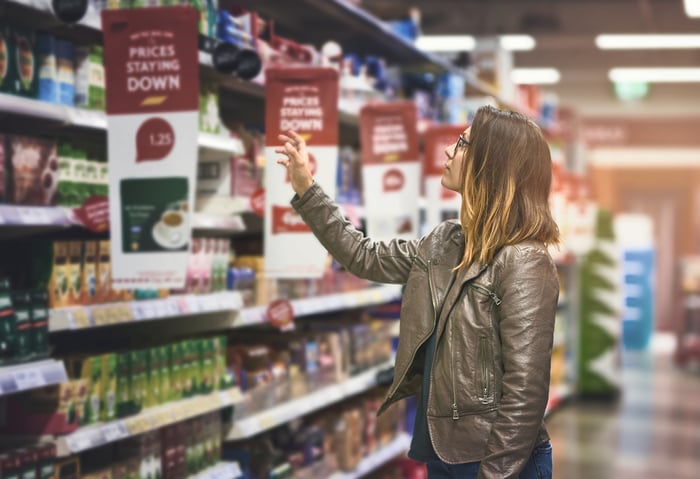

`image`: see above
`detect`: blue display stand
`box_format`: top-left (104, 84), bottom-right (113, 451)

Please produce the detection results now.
top-left (622, 248), bottom-right (655, 350)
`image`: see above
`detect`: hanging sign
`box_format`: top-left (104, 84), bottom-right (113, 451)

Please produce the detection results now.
top-left (359, 102), bottom-right (420, 242)
top-left (264, 67), bottom-right (339, 278)
top-left (103, 6), bottom-right (200, 289)
top-left (423, 125), bottom-right (463, 230)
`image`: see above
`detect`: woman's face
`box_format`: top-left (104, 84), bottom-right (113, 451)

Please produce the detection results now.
top-left (442, 126), bottom-right (471, 192)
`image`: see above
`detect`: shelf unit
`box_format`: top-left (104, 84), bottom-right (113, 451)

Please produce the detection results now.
top-left (227, 360), bottom-right (394, 440)
top-left (49, 284), bottom-right (403, 332)
top-left (0, 359), bottom-right (68, 397)
top-left (193, 462), bottom-right (243, 479)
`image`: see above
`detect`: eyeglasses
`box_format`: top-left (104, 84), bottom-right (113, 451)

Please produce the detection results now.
top-left (452, 134), bottom-right (470, 157)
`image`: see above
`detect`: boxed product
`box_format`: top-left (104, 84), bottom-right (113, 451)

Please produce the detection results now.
top-left (7, 135), bottom-right (59, 206)
top-left (65, 354), bottom-right (103, 425)
top-left (199, 82), bottom-right (221, 134)
top-left (0, 23), bottom-right (16, 93)
top-left (74, 45), bottom-right (105, 110)
top-left (100, 353), bottom-right (117, 422)
top-left (36, 32), bottom-right (60, 104)
top-left (10, 27), bottom-right (38, 98)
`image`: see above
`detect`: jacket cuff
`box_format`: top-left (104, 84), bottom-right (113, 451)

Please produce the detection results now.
top-left (291, 180), bottom-right (322, 211)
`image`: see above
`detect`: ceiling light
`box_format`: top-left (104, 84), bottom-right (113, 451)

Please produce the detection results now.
top-left (415, 35), bottom-right (536, 52)
top-left (596, 34), bottom-right (700, 49)
top-left (511, 68), bottom-right (561, 85)
top-left (500, 35), bottom-right (536, 51)
top-left (684, 0), bottom-right (700, 17)
top-left (609, 67), bottom-right (700, 83)
top-left (415, 35), bottom-right (476, 52)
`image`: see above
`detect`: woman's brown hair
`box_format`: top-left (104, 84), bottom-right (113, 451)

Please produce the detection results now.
top-left (457, 105), bottom-right (560, 269)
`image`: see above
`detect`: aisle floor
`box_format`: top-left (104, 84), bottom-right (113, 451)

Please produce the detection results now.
top-left (546, 343), bottom-right (700, 479)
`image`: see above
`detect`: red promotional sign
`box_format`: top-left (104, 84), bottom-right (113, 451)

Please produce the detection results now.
top-left (265, 68), bottom-right (339, 146)
top-left (423, 125), bottom-right (464, 176)
top-left (271, 206), bottom-right (311, 234)
top-left (359, 102), bottom-right (419, 165)
top-left (135, 117), bottom-right (175, 162)
top-left (102, 6), bottom-right (200, 115)
top-left (267, 298), bottom-right (295, 331)
top-left (383, 169), bottom-right (405, 193)
top-left (74, 195), bottom-right (110, 233)
top-left (250, 188), bottom-right (266, 217)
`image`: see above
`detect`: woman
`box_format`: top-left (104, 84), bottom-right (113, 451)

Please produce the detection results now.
top-left (276, 105), bottom-right (560, 479)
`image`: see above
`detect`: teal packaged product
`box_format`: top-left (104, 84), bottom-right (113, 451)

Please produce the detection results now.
top-left (0, 278), bottom-right (15, 362)
top-left (36, 32), bottom-right (59, 103)
top-left (10, 291), bottom-right (32, 359)
top-left (56, 39), bottom-right (75, 106)
top-left (29, 290), bottom-right (49, 356)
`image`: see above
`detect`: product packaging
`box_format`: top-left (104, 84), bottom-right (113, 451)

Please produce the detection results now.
top-left (36, 32), bottom-right (60, 103)
top-left (29, 289), bottom-right (49, 356)
top-left (10, 27), bottom-right (37, 98)
top-left (7, 135), bottom-right (59, 206)
top-left (0, 23), bottom-right (16, 93)
top-left (57, 38), bottom-right (75, 106)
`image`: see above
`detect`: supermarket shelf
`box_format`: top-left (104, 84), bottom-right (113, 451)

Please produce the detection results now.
top-left (50, 284), bottom-right (403, 332)
top-left (50, 292), bottom-right (244, 332)
top-left (7, 0), bottom-right (102, 30)
top-left (0, 94), bottom-right (245, 155)
top-left (235, 284), bottom-right (404, 328)
top-left (328, 433), bottom-right (411, 479)
top-left (192, 462), bottom-right (243, 479)
top-left (56, 387), bottom-right (244, 457)
top-left (226, 360), bottom-right (394, 440)
top-left (0, 359), bottom-right (68, 397)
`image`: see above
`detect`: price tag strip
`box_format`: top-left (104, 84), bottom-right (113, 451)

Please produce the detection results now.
top-left (0, 360), bottom-right (68, 397)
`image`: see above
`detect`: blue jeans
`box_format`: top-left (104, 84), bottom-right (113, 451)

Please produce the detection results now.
top-left (426, 441), bottom-right (553, 479)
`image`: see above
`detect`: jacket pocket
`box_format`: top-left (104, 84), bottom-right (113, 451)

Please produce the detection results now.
top-left (477, 335), bottom-right (494, 405)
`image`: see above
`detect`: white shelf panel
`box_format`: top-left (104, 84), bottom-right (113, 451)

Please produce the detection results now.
top-left (0, 360), bottom-right (68, 397)
top-left (236, 284), bottom-right (404, 327)
top-left (192, 462), bottom-right (243, 479)
top-left (50, 292), bottom-right (244, 332)
top-left (197, 133), bottom-right (245, 155)
top-left (226, 360), bottom-right (394, 440)
top-left (0, 94), bottom-right (242, 154)
top-left (328, 433), bottom-right (411, 479)
top-left (57, 387), bottom-right (244, 456)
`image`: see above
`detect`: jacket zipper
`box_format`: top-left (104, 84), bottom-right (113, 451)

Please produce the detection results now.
top-left (449, 283), bottom-right (501, 419)
top-left (470, 283), bottom-right (502, 306)
top-left (479, 335), bottom-right (491, 404)
top-left (387, 257), bottom-right (437, 401)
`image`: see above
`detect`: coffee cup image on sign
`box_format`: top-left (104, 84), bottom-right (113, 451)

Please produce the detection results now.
top-left (120, 177), bottom-right (189, 253)
top-left (153, 209), bottom-right (189, 249)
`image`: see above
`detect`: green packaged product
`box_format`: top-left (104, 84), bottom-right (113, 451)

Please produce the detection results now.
top-left (169, 343), bottom-right (182, 401)
top-left (88, 46), bottom-right (104, 110)
top-left (101, 354), bottom-right (117, 421)
top-left (116, 352), bottom-right (131, 418)
top-left (159, 345), bottom-right (171, 404)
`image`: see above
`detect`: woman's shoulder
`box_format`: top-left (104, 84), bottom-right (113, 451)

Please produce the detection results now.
top-left (496, 240), bottom-right (555, 268)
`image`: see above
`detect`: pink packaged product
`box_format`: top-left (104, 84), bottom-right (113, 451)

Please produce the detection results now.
top-left (8, 134), bottom-right (59, 206)
top-left (198, 238), bottom-right (213, 295)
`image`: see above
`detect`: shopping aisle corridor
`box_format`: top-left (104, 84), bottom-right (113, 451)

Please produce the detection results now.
top-left (546, 342), bottom-right (700, 479)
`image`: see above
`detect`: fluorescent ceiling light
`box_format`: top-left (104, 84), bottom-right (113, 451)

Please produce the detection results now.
top-left (415, 35), bottom-right (475, 52)
top-left (596, 34), bottom-right (700, 49)
top-left (511, 68), bottom-right (561, 85)
top-left (415, 35), bottom-right (535, 52)
top-left (684, 0), bottom-right (700, 17)
top-left (609, 67), bottom-right (700, 83)
top-left (500, 35), bottom-right (536, 51)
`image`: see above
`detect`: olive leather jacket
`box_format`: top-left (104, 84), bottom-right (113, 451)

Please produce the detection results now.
top-left (292, 183), bottom-right (559, 479)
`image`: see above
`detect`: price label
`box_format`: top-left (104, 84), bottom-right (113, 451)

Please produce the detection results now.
top-left (91, 308), bottom-right (109, 326)
top-left (181, 296), bottom-right (200, 314)
top-left (258, 414), bottom-right (276, 431)
top-left (218, 391), bottom-right (233, 407)
top-left (102, 422), bottom-right (128, 443)
top-left (16, 207), bottom-right (52, 225)
top-left (199, 296), bottom-right (219, 312)
top-left (13, 368), bottom-right (46, 391)
top-left (66, 434), bottom-right (92, 453)
top-left (140, 302), bottom-right (157, 319)
top-left (154, 301), bottom-right (171, 318)
top-left (166, 299), bottom-right (182, 316)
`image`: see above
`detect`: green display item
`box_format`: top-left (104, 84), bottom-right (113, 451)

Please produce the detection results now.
top-left (146, 347), bottom-right (161, 408)
top-left (159, 345), bottom-right (171, 404)
top-left (88, 45), bottom-right (105, 111)
top-left (129, 350), bottom-right (145, 415)
top-left (11, 291), bottom-right (32, 359)
top-left (86, 356), bottom-right (103, 424)
top-left (101, 354), bottom-right (117, 421)
top-left (119, 177), bottom-right (190, 254)
top-left (169, 343), bottom-right (182, 401)
top-left (116, 352), bottom-right (131, 418)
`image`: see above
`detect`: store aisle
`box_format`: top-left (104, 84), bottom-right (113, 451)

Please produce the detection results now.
top-left (546, 342), bottom-right (700, 479)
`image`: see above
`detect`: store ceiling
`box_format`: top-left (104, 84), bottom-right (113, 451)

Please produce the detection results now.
top-left (362, 0), bottom-right (700, 86)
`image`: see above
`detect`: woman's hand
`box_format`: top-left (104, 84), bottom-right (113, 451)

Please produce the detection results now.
top-left (275, 130), bottom-right (314, 197)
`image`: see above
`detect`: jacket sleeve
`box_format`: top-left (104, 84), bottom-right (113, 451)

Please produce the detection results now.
top-left (291, 182), bottom-right (420, 284)
top-left (477, 247), bottom-right (559, 479)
